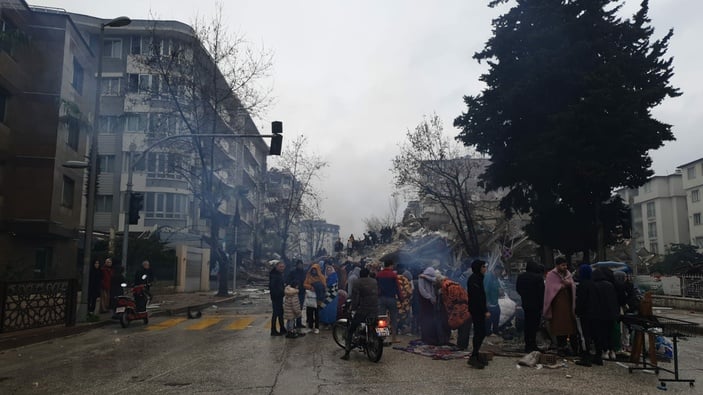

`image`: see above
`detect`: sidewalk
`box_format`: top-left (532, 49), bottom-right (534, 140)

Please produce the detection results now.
top-left (0, 290), bottom-right (240, 351)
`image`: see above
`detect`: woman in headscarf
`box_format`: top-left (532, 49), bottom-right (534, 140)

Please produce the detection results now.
top-left (417, 267), bottom-right (449, 345)
top-left (319, 264), bottom-right (340, 325)
top-left (304, 262), bottom-right (326, 333)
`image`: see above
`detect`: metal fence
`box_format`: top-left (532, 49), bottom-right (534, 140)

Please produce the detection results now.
top-left (0, 279), bottom-right (77, 333)
top-left (681, 275), bottom-right (703, 299)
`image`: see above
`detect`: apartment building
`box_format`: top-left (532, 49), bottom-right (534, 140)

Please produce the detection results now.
top-left (617, 173), bottom-right (689, 255)
top-left (0, 1), bottom-right (95, 279)
top-left (298, 219), bottom-right (340, 260)
top-left (63, 13), bottom-right (268, 266)
top-left (678, 158), bottom-right (703, 248)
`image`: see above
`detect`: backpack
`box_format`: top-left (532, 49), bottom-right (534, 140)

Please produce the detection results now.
top-left (441, 279), bottom-right (470, 329)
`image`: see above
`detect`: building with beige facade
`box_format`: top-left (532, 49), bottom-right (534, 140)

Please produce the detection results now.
top-left (678, 158), bottom-right (703, 248)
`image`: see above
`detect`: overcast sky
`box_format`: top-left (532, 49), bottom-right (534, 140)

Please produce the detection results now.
top-left (34, 0), bottom-right (703, 237)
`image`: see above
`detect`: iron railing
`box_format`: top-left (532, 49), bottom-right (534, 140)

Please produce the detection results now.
top-left (0, 279), bottom-right (77, 333)
top-left (681, 275), bottom-right (703, 299)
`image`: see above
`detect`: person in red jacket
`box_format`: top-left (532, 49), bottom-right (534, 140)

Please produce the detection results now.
top-left (100, 258), bottom-right (113, 313)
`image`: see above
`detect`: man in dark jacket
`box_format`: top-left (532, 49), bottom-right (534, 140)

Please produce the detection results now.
top-left (575, 264), bottom-right (599, 366)
top-left (287, 260), bottom-right (307, 328)
top-left (516, 261), bottom-right (545, 352)
top-left (341, 268), bottom-right (379, 360)
top-left (269, 260), bottom-right (286, 336)
top-left (467, 259), bottom-right (489, 369)
top-left (593, 268), bottom-right (620, 364)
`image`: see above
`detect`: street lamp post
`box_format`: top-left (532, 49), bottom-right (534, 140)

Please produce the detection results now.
top-left (78, 16), bottom-right (131, 321)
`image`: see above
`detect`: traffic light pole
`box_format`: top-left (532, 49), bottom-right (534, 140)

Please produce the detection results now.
top-left (122, 146), bottom-right (134, 274)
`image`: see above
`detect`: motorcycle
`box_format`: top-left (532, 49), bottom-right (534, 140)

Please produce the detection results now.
top-left (115, 275), bottom-right (150, 328)
top-left (332, 299), bottom-right (389, 362)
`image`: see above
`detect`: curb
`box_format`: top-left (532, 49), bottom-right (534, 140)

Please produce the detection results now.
top-left (0, 294), bottom-right (243, 351)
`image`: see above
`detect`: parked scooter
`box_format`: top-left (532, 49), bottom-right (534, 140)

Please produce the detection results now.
top-left (115, 274), bottom-right (149, 328)
top-left (332, 299), bottom-right (389, 362)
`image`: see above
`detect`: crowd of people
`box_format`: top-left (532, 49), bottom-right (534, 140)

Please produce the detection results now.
top-left (268, 253), bottom-right (640, 369)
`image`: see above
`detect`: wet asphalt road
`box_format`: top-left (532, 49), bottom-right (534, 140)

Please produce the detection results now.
top-left (0, 290), bottom-right (701, 394)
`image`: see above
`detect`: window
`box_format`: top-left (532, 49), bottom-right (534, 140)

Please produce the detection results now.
top-left (72, 58), bottom-right (84, 94)
top-left (694, 213), bottom-right (702, 226)
top-left (127, 74), bottom-right (160, 95)
top-left (695, 237), bottom-right (703, 248)
top-left (98, 155), bottom-right (115, 173)
top-left (125, 113), bottom-right (147, 132)
top-left (647, 222), bottom-right (657, 238)
top-left (643, 183), bottom-right (652, 193)
top-left (646, 202), bottom-right (656, 218)
top-left (96, 195), bottom-right (113, 212)
top-left (145, 192), bottom-right (186, 219)
top-left (0, 89), bottom-right (7, 123)
top-left (130, 35), bottom-right (141, 54)
top-left (693, 189), bottom-right (700, 203)
top-left (66, 117), bottom-right (79, 150)
top-left (101, 77), bottom-right (122, 96)
top-left (1, 17), bottom-right (18, 55)
top-left (61, 176), bottom-right (75, 208)
top-left (687, 166), bottom-right (696, 180)
top-left (145, 152), bottom-right (182, 179)
top-left (98, 115), bottom-right (124, 133)
top-left (650, 242), bottom-right (659, 255)
top-left (103, 38), bottom-right (122, 58)
top-left (149, 113), bottom-right (182, 137)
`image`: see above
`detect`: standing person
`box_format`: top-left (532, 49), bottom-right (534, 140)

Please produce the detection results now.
top-left (593, 268), bottom-right (620, 362)
top-left (417, 267), bottom-right (450, 346)
top-left (283, 281), bottom-right (304, 338)
top-left (347, 234), bottom-right (355, 256)
top-left (87, 260), bottom-right (102, 317)
top-left (100, 258), bottom-right (113, 313)
top-left (320, 265), bottom-right (340, 325)
top-left (347, 264), bottom-right (361, 297)
top-left (334, 237), bottom-right (344, 259)
top-left (467, 259), bottom-right (490, 369)
top-left (543, 257), bottom-right (577, 356)
top-left (575, 264), bottom-right (599, 366)
top-left (484, 264), bottom-right (502, 336)
top-left (341, 268), bottom-right (378, 360)
top-left (287, 260), bottom-right (307, 329)
top-left (376, 259), bottom-right (403, 343)
top-left (304, 262), bottom-right (326, 334)
top-left (516, 261), bottom-right (545, 352)
top-left (268, 260), bottom-right (286, 336)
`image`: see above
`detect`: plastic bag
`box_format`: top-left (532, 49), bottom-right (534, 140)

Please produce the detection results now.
top-left (655, 335), bottom-right (673, 360)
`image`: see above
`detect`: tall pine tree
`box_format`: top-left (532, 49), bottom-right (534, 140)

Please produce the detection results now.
top-left (455, 0), bottom-right (680, 261)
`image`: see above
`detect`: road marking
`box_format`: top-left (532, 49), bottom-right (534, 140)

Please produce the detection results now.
top-left (146, 317), bottom-right (187, 331)
top-left (225, 316), bottom-right (256, 330)
top-left (186, 317), bottom-right (223, 330)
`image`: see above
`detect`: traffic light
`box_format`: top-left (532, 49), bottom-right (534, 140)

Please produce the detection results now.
top-left (128, 192), bottom-right (144, 224)
top-left (269, 121), bottom-right (283, 156)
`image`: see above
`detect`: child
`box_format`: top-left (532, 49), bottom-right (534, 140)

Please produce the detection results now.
top-left (284, 281), bottom-right (304, 338)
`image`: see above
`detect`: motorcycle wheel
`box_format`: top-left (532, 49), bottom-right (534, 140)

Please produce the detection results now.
top-left (332, 322), bottom-right (348, 349)
top-left (119, 312), bottom-right (130, 328)
top-left (143, 316), bottom-right (149, 325)
top-left (366, 335), bottom-right (384, 362)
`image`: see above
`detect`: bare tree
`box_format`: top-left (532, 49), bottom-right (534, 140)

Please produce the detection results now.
top-left (132, 2), bottom-right (273, 295)
top-left (392, 113), bottom-right (483, 257)
top-left (265, 135), bottom-right (328, 262)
